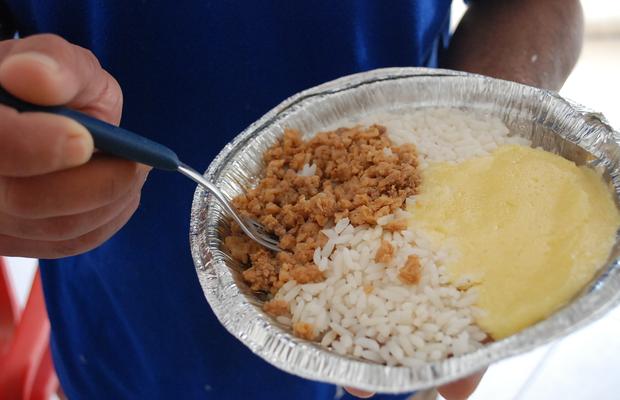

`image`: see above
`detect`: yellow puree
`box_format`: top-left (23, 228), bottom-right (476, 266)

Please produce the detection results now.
top-left (409, 145), bottom-right (620, 339)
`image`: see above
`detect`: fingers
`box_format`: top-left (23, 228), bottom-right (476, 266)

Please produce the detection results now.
top-left (0, 190), bottom-right (141, 258)
top-left (344, 369), bottom-right (486, 400)
top-left (0, 33), bottom-right (123, 124)
top-left (0, 108), bottom-right (94, 176)
top-left (0, 185), bottom-right (140, 241)
top-left (344, 387), bottom-right (374, 398)
top-left (0, 154), bottom-right (149, 218)
top-left (0, 34), bottom-right (141, 258)
top-left (0, 34), bottom-right (125, 178)
top-left (437, 370), bottom-right (486, 400)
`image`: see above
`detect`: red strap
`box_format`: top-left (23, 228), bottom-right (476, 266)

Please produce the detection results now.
top-left (0, 268), bottom-right (57, 400)
top-left (0, 257), bottom-right (19, 353)
top-left (27, 342), bottom-right (59, 400)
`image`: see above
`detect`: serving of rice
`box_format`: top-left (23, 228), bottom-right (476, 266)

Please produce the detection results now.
top-left (269, 108), bottom-right (532, 365)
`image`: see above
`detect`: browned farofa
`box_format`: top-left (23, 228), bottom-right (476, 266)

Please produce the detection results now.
top-left (399, 255), bottom-right (422, 284)
top-left (225, 125), bottom-right (421, 298)
top-left (263, 299), bottom-right (290, 316)
top-left (293, 322), bottom-right (317, 340)
top-left (383, 219), bottom-right (408, 232)
top-left (374, 240), bottom-right (395, 263)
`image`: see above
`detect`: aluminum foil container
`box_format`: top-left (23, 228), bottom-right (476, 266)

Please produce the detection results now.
top-left (189, 67), bottom-right (620, 393)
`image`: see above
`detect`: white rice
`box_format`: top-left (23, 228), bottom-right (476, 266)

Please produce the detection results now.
top-left (271, 108), bottom-right (531, 365)
top-left (353, 107), bottom-right (531, 168)
top-left (298, 163), bottom-right (317, 176)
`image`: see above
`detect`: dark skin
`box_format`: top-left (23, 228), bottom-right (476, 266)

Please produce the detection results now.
top-left (349, 0), bottom-right (584, 398)
top-left (0, 0), bottom-right (582, 399)
top-left (445, 0), bottom-right (584, 91)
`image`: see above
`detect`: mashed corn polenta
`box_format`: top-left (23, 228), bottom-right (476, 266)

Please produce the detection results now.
top-left (409, 145), bottom-right (620, 339)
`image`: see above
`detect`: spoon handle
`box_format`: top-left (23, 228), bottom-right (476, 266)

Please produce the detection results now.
top-left (0, 86), bottom-right (181, 171)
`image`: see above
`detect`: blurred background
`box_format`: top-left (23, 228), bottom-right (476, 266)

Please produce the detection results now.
top-left (4, 1), bottom-right (620, 399)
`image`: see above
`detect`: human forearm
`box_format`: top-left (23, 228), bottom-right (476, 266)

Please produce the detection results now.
top-left (443, 0), bottom-right (584, 91)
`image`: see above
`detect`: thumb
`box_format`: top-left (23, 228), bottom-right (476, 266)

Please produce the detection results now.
top-left (0, 33), bottom-right (123, 124)
top-left (344, 387), bottom-right (374, 398)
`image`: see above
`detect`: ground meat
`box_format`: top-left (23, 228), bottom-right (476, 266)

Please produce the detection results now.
top-left (263, 299), bottom-right (290, 316)
top-left (226, 125), bottom-right (420, 295)
top-left (399, 255), bottom-right (422, 284)
top-left (375, 240), bottom-right (394, 264)
top-left (293, 322), bottom-right (317, 340)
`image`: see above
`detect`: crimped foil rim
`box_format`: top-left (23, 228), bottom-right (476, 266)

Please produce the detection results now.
top-left (189, 67), bottom-right (620, 393)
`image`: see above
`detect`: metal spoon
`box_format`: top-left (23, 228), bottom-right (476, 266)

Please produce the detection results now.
top-left (0, 86), bottom-right (280, 252)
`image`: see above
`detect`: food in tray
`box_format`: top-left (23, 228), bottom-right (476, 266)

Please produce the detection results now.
top-left (410, 144), bottom-right (620, 339)
top-left (224, 108), bottom-right (620, 366)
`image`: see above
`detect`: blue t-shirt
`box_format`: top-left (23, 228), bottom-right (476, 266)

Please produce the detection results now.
top-left (5, 1), bottom-right (453, 398)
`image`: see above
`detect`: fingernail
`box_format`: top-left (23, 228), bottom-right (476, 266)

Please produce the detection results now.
top-left (0, 51), bottom-right (59, 73)
top-left (62, 121), bottom-right (94, 167)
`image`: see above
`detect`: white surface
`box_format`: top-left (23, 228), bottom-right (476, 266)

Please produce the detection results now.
top-left (562, 38), bottom-right (620, 127)
top-left (468, 344), bottom-right (557, 400)
top-left (517, 306), bottom-right (620, 400)
top-left (4, 257), bottom-right (37, 308)
top-left (580, 0), bottom-right (620, 28)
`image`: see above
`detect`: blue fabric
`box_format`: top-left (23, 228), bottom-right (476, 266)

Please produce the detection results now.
top-left (4, 1), bottom-right (452, 398)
